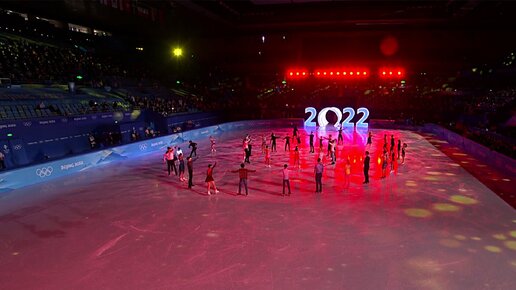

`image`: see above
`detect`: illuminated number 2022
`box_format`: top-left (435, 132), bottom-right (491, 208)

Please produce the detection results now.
top-left (304, 107), bottom-right (369, 128)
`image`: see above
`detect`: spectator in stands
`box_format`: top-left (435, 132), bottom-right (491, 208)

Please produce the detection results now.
top-left (88, 133), bottom-right (96, 149)
top-left (0, 150), bottom-right (5, 170)
top-left (131, 127), bottom-right (138, 141)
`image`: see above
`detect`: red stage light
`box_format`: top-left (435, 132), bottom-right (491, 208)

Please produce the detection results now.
top-left (363, 72), bottom-right (367, 75)
top-left (356, 72), bottom-right (360, 75)
top-left (350, 72), bottom-right (354, 75)
top-left (323, 72), bottom-right (327, 75)
top-left (317, 72), bottom-right (321, 75)
top-left (302, 72), bottom-right (306, 76)
top-left (296, 72), bottom-right (300, 76)
top-left (389, 72), bottom-right (393, 75)
top-left (398, 71), bottom-right (402, 75)
top-left (289, 72), bottom-right (293, 76)
top-left (330, 72), bottom-right (334, 75)
top-left (343, 72), bottom-right (347, 75)
top-left (382, 71), bottom-right (386, 75)
top-left (336, 72), bottom-right (340, 75)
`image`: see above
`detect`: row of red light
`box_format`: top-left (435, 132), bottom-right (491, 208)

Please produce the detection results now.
top-left (287, 70), bottom-right (369, 77)
top-left (314, 70), bottom-right (369, 77)
top-left (287, 69), bottom-right (405, 78)
top-left (379, 68), bottom-right (405, 77)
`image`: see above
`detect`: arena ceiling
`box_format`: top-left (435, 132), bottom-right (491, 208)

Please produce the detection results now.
top-left (3, 1), bottom-right (516, 34)
top-left (2, 1), bottom-right (516, 73)
top-left (180, 0), bottom-right (516, 31)
top-left (174, 1), bottom-right (516, 72)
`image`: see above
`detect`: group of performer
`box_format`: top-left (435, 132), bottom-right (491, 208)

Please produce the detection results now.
top-left (163, 142), bottom-right (214, 194)
top-left (163, 125), bottom-right (408, 196)
top-left (376, 134), bottom-right (408, 179)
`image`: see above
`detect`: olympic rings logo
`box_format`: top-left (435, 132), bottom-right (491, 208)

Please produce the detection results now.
top-left (36, 166), bottom-right (53, 177)
top-left (139, 144), bottom-right (148, 151)
top-left (23, 122), bottom-right (32, 127)
top-left (13, 144), bottom-right (22, 150)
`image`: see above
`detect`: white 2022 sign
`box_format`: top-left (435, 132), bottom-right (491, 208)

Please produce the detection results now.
top-left (304, 107), bottom-right (369, 127)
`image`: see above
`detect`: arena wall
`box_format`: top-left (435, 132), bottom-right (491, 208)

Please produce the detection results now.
top-left (423, 124), bottom-right (516, 176)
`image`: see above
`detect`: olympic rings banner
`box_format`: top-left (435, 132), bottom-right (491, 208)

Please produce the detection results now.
top-left (0, 119), bottom-right (303, 192)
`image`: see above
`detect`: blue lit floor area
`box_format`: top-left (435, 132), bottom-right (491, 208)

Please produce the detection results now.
top-left (0, 127), bottom-right (515, 290)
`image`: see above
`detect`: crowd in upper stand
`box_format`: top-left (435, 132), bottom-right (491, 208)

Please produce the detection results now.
top-left (0, 34), bottom-right (142, 86)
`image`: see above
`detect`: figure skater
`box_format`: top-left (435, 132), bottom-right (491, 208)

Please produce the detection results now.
top-left (243, 136), bottom-right (250, 163)
top-left (320, 135), bottom-right (334, 159)
top-left (326, 135), bottom-right (333, 156)
top-left (390, 135), bottom-right (395, 152)
top-left (367, 131), bottom-right (372, 147)
top-left (314, 158), bottom-right (324, 193)
top-left (381, 150), bottom-right (389, 178)
top-left (178, 153), bottom-right (186, 181)
top-left (264, 145), bottom-right (271, 167)
top-left (328, 138), bottom-right (336, 165)
top-left (318, 148), bottom-right (325, 164)
top-left (293, 146), bottom-right (300, 169)
top-left (188, 140), bottom-right (198, 157)
top-left (337, 126), bottom-right (344, 145)
top-left (390, 149), bottom-right (396, 172)
top-left (245, 146), bottom-right (251, 164)
top-left (397, 139), bottom-right (401, 160)
top-left (401, 143), bottom-right (407, 164)
top-left (284, 134), bottom-right (291, 151)
top-left (344, 159), bottom-right (351, 188)
top-left (282, 164), bottom-right (291, 196)
top-left (246, 134), bottom-right (253, 156)
top-left (231, 163), bottom-right (256, 196)
top-left (363, 151), bottom-right (370, 184)
top-left (205, 162), bottom-right (219, 195)
top-left (163, 147), bottom-right (177, 176)
top-left (270, 132), bottom-right (278, 152)
top-left (309, 131), bottom-right (315, 153)
top-left (172, 147), bottom-right (178, 175)
top-left (293, 124), bottom-right (298, 137)
top-left (245, 135), bottom-right (253, 164)
top-left (319, 135), bottom-right (324, 149)
top-left (187, 156), bottom-right (198, 189)
top-left (210, 136), bottom-right (216, 153)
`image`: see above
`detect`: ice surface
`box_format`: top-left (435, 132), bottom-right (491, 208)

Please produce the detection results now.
top-left (0, 127), bottom-right (515, 290)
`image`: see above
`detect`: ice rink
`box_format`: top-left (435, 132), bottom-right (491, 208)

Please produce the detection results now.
top-left (0, 126), bottom-right (515, 290)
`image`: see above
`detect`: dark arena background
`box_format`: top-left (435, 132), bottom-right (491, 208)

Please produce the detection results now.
top-left (0, 1), bottom-right (515, 289)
